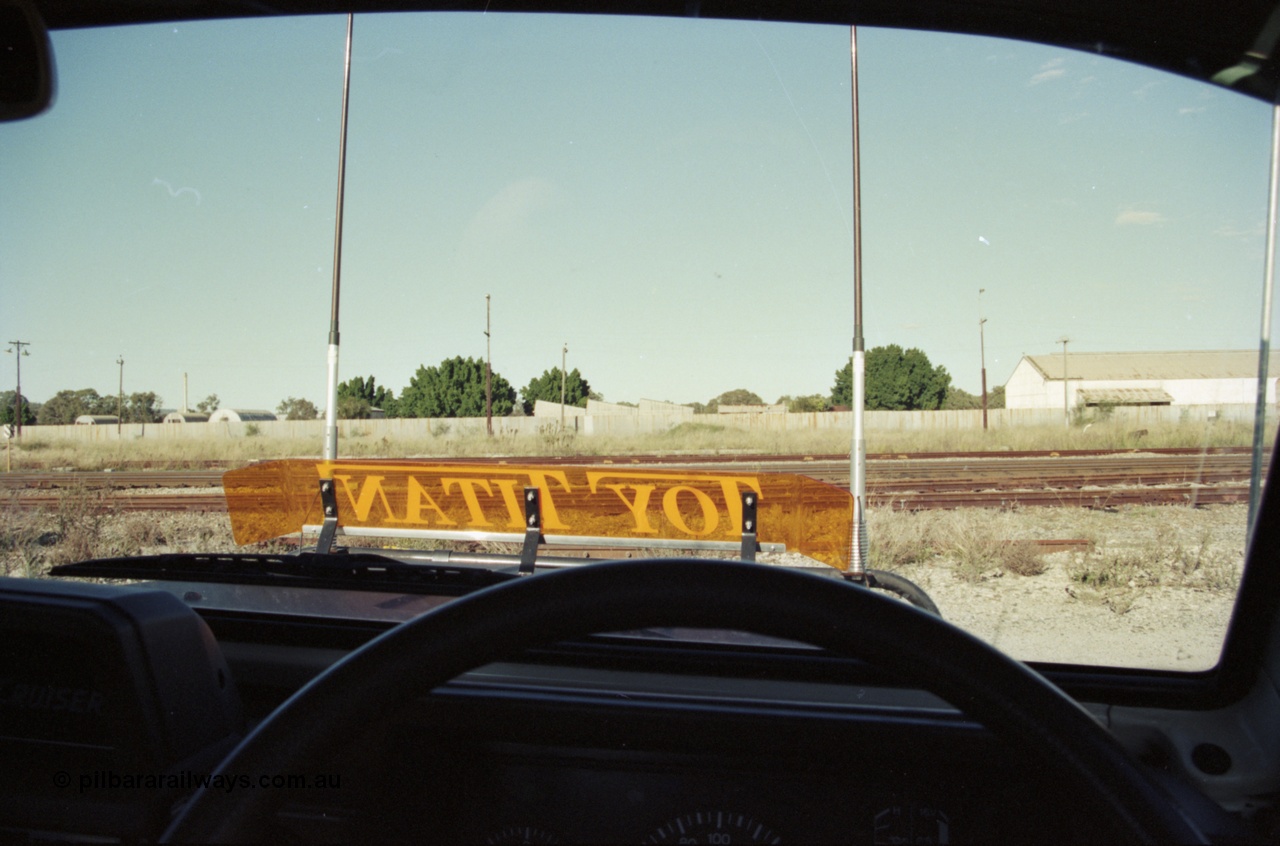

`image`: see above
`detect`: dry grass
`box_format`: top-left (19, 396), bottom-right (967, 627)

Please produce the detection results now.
top-left (860, 418), bottom-right (1261, 456)
top-left (0, 488), bottom-right (252, 579)
top-left (868, 503), bottom-right (1244, 613)
top-left (1065, 525), bottom-right (1240, 613)
top-left (7, 416), bottom-right (1267, 471)
top-left (867, 509), bottom-right (1050, 581)
top-left (0, 486), bottom-right (1247, 634)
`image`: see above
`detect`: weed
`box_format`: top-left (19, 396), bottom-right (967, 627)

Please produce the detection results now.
top-left (536, 423), bottom-right (576, 455)
top-left (867, 509), bottom-right (1046, 581)
top-left (868, 510), bottom-right (939, 568)
top-left (9, 413), bottom-right (1271, 470)
top-left (122, 515), bottom-right (167, 551)
top-left (1063, 521), bottom-right (1242, 614)
top-left (47, 486), bottom-right (112, 566)
top-left (665, 422), bottom-right (727, 437)
top-left (1000, 540), bottom-right (1048, 576)
top-left (1068, 549), bottom-right (1157, 590)
top-left (0, 496), bottom-right (44, 576)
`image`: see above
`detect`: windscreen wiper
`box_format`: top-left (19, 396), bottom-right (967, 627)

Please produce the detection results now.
top-left (49, 551), bottom-right (519, 594)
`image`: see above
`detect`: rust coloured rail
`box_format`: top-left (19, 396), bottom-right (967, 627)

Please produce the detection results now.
top-left (1, 449), bottom-right (1260, 513)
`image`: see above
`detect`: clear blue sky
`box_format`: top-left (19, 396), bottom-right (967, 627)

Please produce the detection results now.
top-left (1, 13), bottom-right (1272, 411)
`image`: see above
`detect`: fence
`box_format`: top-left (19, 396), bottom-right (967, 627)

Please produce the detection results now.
top-left (16, 403), bottom-right (1261, 444)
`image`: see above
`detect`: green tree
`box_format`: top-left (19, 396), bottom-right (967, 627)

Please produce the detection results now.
top-left (942, 387), bottom-right (981, 410)
top-left (520, 367), bottom-right (592, 415)
top-left (398, 356), bottom-right (516, 418)
top-left (337, 375), bottom-right (394, 411)
top-left (697, 388), bottom-right (765, 414)
top-left (942, 385), bottom-right (1006, 410)
top-left (832, 346), bottom-right (951, 410)
top-left (37, 389), bottom-right (114, 424)
top-left (195, 394), bottom-right (220, 413)
top-left (778, 393), bottom-right (831, 412)
top-left (0, 391), bottom-right (36, 426)
top-left (123, 392), bottom-right (162, 423)
top-left (832, 363), bottom-right (852, 408)
top-left (277, 396), bottom-right (319, 420)
top-left (713, 388), bottom-right (764, 407)
top-left (336, 395), bottom-right (371, 419)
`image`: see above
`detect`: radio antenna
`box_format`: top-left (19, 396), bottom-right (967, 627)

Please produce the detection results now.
top-left (848, 26), bottom-right (868, 580)
top-left (323, 13), bottom-right (354, 461)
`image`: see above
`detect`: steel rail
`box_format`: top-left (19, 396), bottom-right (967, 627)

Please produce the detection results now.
top-left (0, 452), bottom-right (1255, 490)
top-left (4, 483), bottom-right (1253, 513)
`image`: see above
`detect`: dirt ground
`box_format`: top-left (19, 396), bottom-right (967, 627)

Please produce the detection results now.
top-left (893, 561), bottom-right (1235, 671)
top-left (871, 503), bottom-right (1247, 670)
top-left (1, 500), bottom-right (1246, 672)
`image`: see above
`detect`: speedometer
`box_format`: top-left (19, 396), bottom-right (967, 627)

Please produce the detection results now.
top-left (482, 825), bottom-right (562, 844)
top-left (644, 811), bottom-right (781, 844)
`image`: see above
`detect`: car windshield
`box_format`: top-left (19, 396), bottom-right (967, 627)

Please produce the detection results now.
top-left (1, 12), bottom-right (1272, 672)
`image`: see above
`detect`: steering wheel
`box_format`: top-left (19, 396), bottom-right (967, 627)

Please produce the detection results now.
top-left (162, 559), bottom-right (1204, 843)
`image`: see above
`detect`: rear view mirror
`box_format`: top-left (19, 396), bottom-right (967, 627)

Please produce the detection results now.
top-left (0, 0), bottom-right (52, 120)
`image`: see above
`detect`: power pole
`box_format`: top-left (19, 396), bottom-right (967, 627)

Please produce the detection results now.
top-left (560, 343), bottom-right (568, 431)
top-left (485, 294), bottom-right (492, 436)
top-left (979, 288), bottom-right (988, 431)
top-left (1058, 336), bottom-right (1070, 427)
top-left (117, 355), bottom-right (125, 435)
top-left (6, 341), bottom-right (30, 437)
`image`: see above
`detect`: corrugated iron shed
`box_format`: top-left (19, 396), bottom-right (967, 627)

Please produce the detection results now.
top-left (1024, 350), bottom-right (1280, 381)
top-left (208, 409), bottom-right (278, 423)
top-left (1078, 388), bottom-right (1173, 406)
top-left (163, 412), bottom-right (210, 423)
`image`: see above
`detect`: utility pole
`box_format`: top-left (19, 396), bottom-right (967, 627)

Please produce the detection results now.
top-left (6, 341), bottom-right (30, 437)
top-left (1058, 336), bottom-right (1070, 427)
top-left (183, 372), bottom-right (189, 414)
top-left (117, 355), bottom-right (125, 435)
top-left (485, 294), bottom-right (492, 436)
top-left (979, 289), bottom-right (988, 431)
top-left (560, 343), bottom-right (568, 431)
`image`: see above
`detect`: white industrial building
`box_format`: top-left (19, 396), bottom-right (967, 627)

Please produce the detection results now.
top-left (1004, 350), bottom-right (1280, 409)
top-left (207, 409), bottom-right (278, 423)
top-left (163, 411), bottom-right (210, 423)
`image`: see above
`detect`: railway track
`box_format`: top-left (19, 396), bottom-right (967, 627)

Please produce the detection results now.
top-left (0, 451), bottom-right (1256, 489)
top-left (0, 453), bottom-right (1259, 499)
top-left (8, 485), bottom-right (1249, 513)
top-left (0, 449), bottom-right (1259, 512)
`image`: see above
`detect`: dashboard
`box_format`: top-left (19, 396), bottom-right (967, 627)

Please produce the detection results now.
top-left (243, 654), bottom-right (1092, 844)
top-left (0, 576), bottom-right (1190, 844)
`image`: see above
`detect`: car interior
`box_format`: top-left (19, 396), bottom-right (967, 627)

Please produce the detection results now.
top-left (5, 0), bottom-right (1280, 843)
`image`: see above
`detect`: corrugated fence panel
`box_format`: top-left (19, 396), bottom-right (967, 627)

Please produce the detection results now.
top-left (14, 404), bottom-right (1262, 443)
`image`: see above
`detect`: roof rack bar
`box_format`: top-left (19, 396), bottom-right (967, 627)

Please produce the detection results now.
top-left (739, 490), bottom-right (758, 562)
top-left (299, 524), bottom-right (787, 554)
top-left (519, 486), bottom-right (542, 575)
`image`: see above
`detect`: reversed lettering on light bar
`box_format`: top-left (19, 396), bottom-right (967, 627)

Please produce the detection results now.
top-left (223, 460), bottom-right (853, 569)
